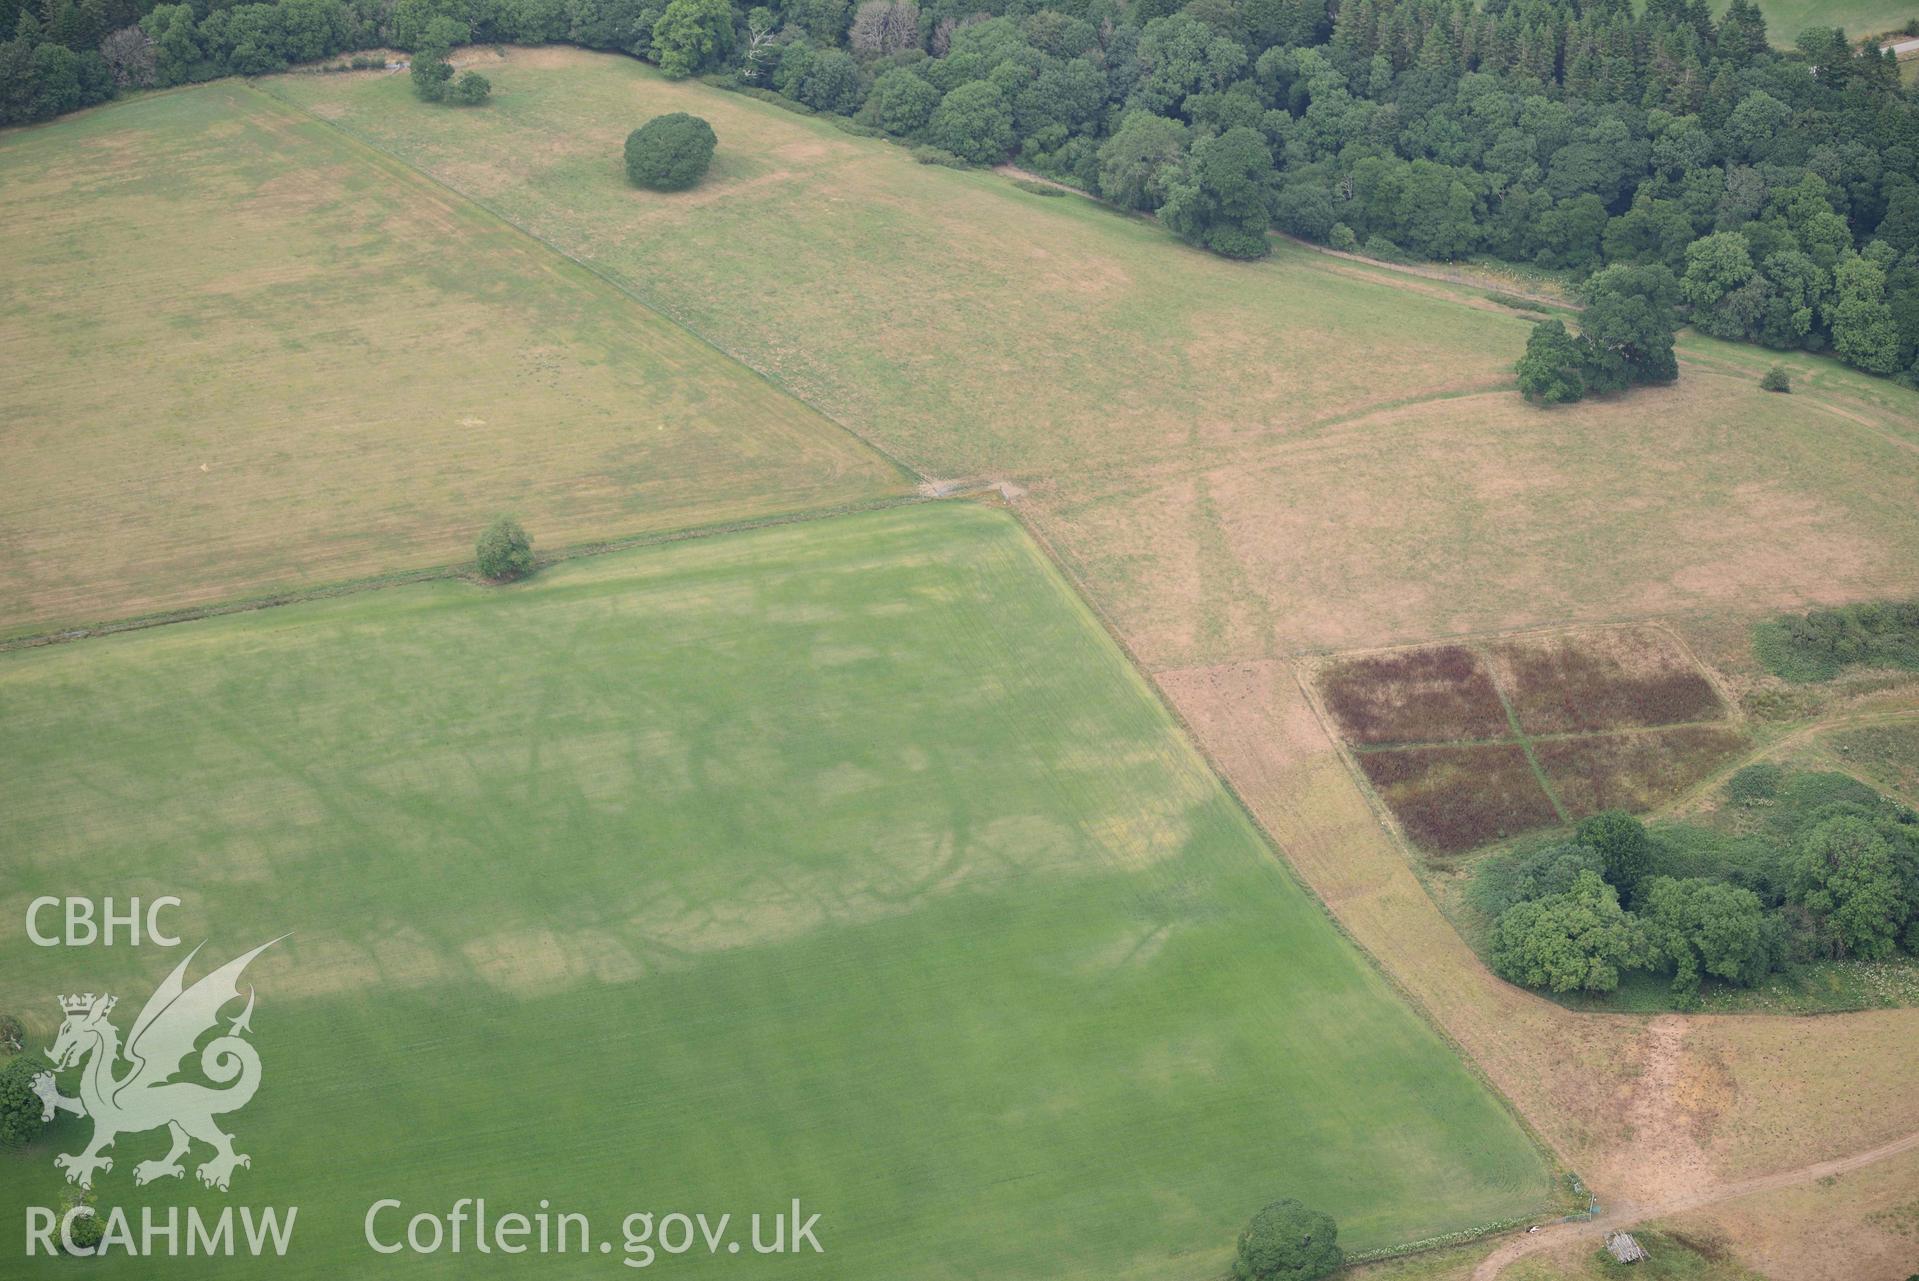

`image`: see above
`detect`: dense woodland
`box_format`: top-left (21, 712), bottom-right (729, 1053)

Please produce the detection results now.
top-left (4, 0), bottom-right (1919, 382)
top-left (1476, 775), bottom-right (1919, 1003)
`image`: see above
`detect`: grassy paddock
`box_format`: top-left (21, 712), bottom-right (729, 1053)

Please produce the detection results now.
top-left (269, 51), bottom-right (1919, 667)
top-left (268, 53), bottom-right (1531, 486)
top-left (1705, 0), bottom-right (1918, 43)
top-left (0, 505), bottom-right (1550, 1276)
top-left (0, 81), bottom-right (906, 635)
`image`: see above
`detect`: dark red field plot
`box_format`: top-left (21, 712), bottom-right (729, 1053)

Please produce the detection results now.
top-left (1323, 626), bottom-right (1750, 855)
top-left (1489, 628), bottom-right (1728, 734)
top-left (1356, 744), bottom-right (1561, 855)
top-left (1318, 646), bottom-right (1512, 745)
top-left (1535, 725), bottom-right (1750, 818)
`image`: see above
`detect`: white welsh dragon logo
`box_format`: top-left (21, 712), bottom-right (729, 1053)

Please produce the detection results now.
top-left (38, 938), bottom-right (282, 1192)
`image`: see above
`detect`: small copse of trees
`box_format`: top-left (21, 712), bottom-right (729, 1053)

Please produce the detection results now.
top-left (476, 516), bottom-right (534, 582)
top-left (1753, 599), bottom-right (1919, 683)
top-left (626, 113), bottom-right (717, 191)
top-left (1517, 265), bottom-right (1681, 405)
top-left (1233, 1199), bottom-right (1342, 1281)
top-left (1479, 782), bottom-right (1919, 1005)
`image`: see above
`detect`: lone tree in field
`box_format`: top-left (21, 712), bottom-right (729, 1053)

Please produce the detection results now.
top-left (1760, 365), bottom-right (1791, 392)
top-left (1234, 1199), bottom-right (1342, 1281)
top-left (476, 517), bottom-right (534, 582)
top-left (0, 1014), bottom-right (23, 1053)
top-left (626, 114), bottom-right (717, 191)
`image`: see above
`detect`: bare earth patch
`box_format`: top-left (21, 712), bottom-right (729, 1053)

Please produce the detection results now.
top-left (1661, 1146), bottom-right (1919, 1281)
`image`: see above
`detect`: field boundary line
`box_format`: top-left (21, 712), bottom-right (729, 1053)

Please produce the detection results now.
top-left (0, 493), bottom-right (944, 653)
top-left (1650, 619), bottom-right (1747, 728)
top-left (246, 80), bottom-right (928, 490)
top-left (999, 500), bottom-right (1572, 1239)
top-left (1476, 643), bottom-right (1570, 824)
top-left (1250, 593), bottom-right (1919, 666)
top-left (1346, 717), bottom-right (1743, 753)
top-left (1042, 383), bottom-right (1523, 501)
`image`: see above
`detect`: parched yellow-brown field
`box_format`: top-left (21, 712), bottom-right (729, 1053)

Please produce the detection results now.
top-left (0, 80), bottom-right (907, 634)
top-left (272, 48), bottom-right (1919, 668)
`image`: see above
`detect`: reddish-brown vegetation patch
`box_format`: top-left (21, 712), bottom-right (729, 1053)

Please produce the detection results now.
top-left (1490, 627), bottom-right (1729, 734)
top-left (1318, 646), bottom-right (1510, 745)
top-left (1356, 744), bottom-right (1560, 855)
top-left (1535, 725), bottom-right (1750, 817)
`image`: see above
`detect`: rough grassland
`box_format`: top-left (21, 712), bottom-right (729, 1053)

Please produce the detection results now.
top-left (1320, 646), bottom-right (1511, 745)
top-left (1821, 722), bottom-right (1919, 800)
top-left (0, 82), bottom-right (906, 634)
top-left (0, 505), bottom-right (1550, 1276)
top-left (270, 50), bottom-right (1919, 667)
top-left (1356, 744), bottom-right (1560, 854)
top-left (1317, 628), bottom-right (1747, 851)
top-left (1488, 629), bottom-right (1729, 734)
top-left (1535, 726), bottom-right (1753, 816)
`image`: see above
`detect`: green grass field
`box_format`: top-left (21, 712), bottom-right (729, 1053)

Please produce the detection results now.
top-left (269, 52), bottom-right (1919, 667)
top-left (1710, 0), bottom-right (1918, 42)
top-left (0, 504), bottom-right (1551, 1276)
top-left (1823, 721), bottom-right (1919, 799)
top-left (0, 82), bottom-right (906, 636)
